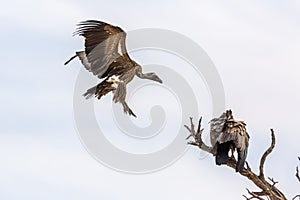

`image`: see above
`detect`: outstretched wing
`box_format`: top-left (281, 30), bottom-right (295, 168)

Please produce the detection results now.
top-left (74, 20), bottom-right (131, 79)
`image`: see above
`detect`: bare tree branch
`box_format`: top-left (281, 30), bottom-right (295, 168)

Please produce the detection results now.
top-left (243, 188), bottom-right (265, 200)
top-left (296, 157), bottom-right (300, 182)
top-left (259, 129), bottom-right (275, 182)
top-left (184, 117), bottom-right (212, 153)
top-left (292, 195), bottom-right (300, 200)
top-left (293, 157), bottom-right (300, 200)
top-left (296, 167), bottom-right (300, 182)
top-left (186, 117), bottom-right (287, 200)
top-left (268, 177), bottom-right (278, 187)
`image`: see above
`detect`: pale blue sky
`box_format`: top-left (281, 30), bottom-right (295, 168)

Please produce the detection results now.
top-left (0, 0), bottom-right (300, 199)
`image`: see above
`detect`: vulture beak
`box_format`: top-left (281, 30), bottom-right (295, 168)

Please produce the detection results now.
top-left (152, 74), bottom-right (163, 84)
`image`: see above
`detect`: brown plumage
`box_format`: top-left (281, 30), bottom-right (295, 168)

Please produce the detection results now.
top-left (65, 20), bottom-right (163, 117)
top-left (210, 110), bottom-right (249, 173)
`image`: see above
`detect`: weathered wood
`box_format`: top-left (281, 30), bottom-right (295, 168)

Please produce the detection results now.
top-left (296, 157), bottom-right (300, 183)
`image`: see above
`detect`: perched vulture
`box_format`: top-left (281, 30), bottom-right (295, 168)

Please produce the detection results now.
top-left (65, 20), bottom-right (163, 117)
top-left (210, 110), bottom-right (249, 173)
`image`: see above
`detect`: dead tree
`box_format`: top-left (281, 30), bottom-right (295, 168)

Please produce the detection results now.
top-left (185, 116), bottom-right (287, 200)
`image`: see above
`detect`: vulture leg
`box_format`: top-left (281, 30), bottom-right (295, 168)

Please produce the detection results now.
top-left (113, 81), bottom-right (136, 117)
top-left (121, 102), bottom-right (136, 118)
top-left (113, 81), bottom-right (126, 103)
top-left (229, 144), bottom-right (236, 161)
top-left (83, 85), bottom-right (98, 99)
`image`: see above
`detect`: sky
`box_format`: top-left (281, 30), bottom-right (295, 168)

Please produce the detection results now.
top-left (0, 0), bottom-right (300, 199)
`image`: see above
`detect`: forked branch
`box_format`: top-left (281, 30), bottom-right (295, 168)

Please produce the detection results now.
top-left (259, 129), bottom-right (275, 182)
top-left (185, 117), bottom-right (212, 153)
top-left (292, 195), bottom-right (300, 200)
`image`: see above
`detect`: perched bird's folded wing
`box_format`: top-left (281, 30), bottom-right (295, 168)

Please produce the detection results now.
top-left (222, 120), bottom-right (249, 149)
top-left (209, 112), bottom-right (227, 151)
top-left (222, 120), bottom-right (249, 172)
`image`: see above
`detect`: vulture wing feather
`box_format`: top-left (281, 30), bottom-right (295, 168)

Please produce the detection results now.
top-left (73, 20), bottom-right (130, 79)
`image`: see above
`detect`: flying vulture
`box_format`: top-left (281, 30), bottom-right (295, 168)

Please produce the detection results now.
top-left (210, 110), bottom-right (249, 173)
top-left (65, 20), bottom-right (163, 117)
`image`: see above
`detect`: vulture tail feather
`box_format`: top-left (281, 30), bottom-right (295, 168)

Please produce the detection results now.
top-left (83, 85), bottom-right (98, 99)
top-left (236, 148), bottom-right (247, 173)
top-left (215, 142), bottom-right (231, 165)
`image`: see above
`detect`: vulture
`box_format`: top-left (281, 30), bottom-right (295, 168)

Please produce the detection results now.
top-left (210, 110), bottom-right (249, 173)
top-left (65, 20), bottom-right (163, 117)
